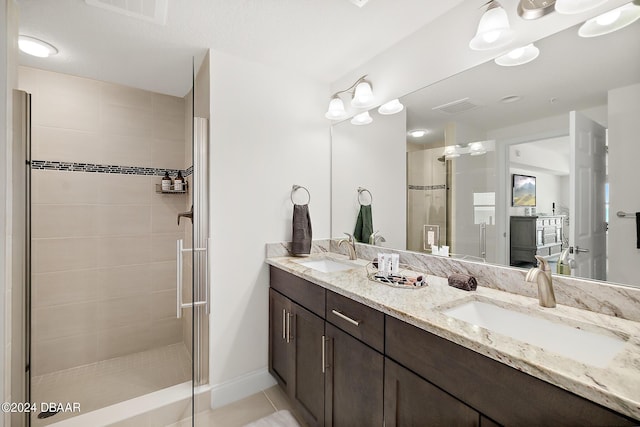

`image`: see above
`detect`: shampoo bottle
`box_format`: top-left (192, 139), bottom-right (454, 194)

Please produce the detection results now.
top-left (174, 171), bottom-right (184, 191)
top-left (161, 171), bottom-right (172, 191)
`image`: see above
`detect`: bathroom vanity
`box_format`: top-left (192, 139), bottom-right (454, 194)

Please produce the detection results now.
top-left (266, 252), bottom-right (640, 427)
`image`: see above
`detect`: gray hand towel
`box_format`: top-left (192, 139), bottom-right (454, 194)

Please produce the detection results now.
top-left (448, 274), bottom-right (477, 291)
top-left (292, 204), bottom-right (312, 255)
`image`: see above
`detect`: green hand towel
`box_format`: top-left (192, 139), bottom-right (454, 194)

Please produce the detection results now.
top-left (354, 204), bottom-right (373, 243)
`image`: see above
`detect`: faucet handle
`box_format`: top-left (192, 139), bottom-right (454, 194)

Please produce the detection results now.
top-left (534, 255), bottom-right (551, 272)
top-left (343, 232), bottom-right (355, 244)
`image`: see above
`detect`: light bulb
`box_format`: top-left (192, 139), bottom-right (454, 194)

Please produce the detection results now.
top-left (508, 47), bottom-right (526, 59)
top-left (596, 9), bottom-right (621, 25)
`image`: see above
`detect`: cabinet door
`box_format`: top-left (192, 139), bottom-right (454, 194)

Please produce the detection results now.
top-left (384, 358), bottom-right (479, 427)
top-left (291, 302), bottom-right (326, 427)
top-left (325, 323), bottom-right (383, 427)
top-left (269, 289), bottom-right (293, 392)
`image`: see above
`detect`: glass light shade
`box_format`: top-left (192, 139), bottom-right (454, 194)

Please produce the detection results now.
top-left (18, 35), bottom-right (58, 58)
top-left (378, 99), bottom-right (404, 115)
top-left (351, 111), bottom-right (373, 126)
top-left (469, 142), bottom-right (487, 156)
top-left (469, 5), bottom-right (515, 51)
top-left (351, 81), bottom-right (375, 108)
top-left (578, 4), bottom-right (640, 37)
top-left (555, 0), bottom-right (608, 14)
top-left (325, 97), bottom-right (348, 120)
top-left (494, 44), bottom-right (540, 66)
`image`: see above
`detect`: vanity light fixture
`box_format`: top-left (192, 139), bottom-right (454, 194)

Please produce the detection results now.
top-left (378, 99), bottom-right (404, 115)
top-left (578, 2), bottom-right (640, 37)
top-left (325, 74), bottom-right (375, 120)
top-left (18, 35), bottom-right (58, 58)
top-left (351, 111), bottom-right (373, 126)
top-left (555, 0), bottom-right (607, 14)
top-left (469, 1), bottom-right (515, 51)
top-left (494, 43), bottom-right (540, 66)
top-left (469, 141), bottom-right (488, 156)
top-left (443, 146), bottom-right (461, 159)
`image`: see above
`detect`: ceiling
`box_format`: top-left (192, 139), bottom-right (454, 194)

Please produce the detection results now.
top-left (403, 17), bottom-right (640, 146)
top-left (15, 0), bottom-right (465, 97)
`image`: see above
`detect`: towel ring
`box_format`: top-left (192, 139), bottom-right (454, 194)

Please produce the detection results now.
top-left (357, 187), bottom-right (372, 206)
top-left (291, 185), bottom-right (311, 205)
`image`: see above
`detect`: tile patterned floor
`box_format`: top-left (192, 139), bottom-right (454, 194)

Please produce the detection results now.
top-left (167, 386), bottom-right (308, 427)
top-left (31, 343), bottom-right (191, 426)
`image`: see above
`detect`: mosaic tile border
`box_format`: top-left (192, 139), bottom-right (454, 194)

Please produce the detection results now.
top-left (31, 160), bottom-right (194, 177)
top-left (408, 184), bottom-right (446, 191)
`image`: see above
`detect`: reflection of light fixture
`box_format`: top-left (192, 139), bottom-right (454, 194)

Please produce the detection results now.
top-left (469, 1), bottom-right (515, 51)
top-left (408, 129), bottom-right (429, 138)
top-left (469, 142), bottom-right (487, 156)
top-left (351, 111), bottom-right (373, 126)
top-left (495, 43), bottom-right (540, 66)
top-left (325, 75), bottom-right (375, 120)
top-left (443, 146), bottom-right (461, 159)
top-left (378, 99), bottom-right (404, 115)
top-left (578, 3), bottom-right (640, 37)
top-left (18, 35), bottom-right (58, 57)
top-left (555, 0), bottom-right (607, 14)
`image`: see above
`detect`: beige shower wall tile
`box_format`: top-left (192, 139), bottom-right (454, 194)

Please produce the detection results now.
top-left (101, 82), bottom-right (153, 110)
top-left (32, 269), bottom-right (99, 308)
top-left (152, 137), bottom-right (186, 170)
top-left (150, 261), bottom-right (177, 292)
top-left (33, 301), bottom-right (99, 341)
top-left (97, 294), bottom-right (152, 330)
top-left (151, 289), bottom-right (177, 321)
top-left (152, 233), bottom-right (183, 262)
top-left (31, 126), bottom-right (100, 163)
top-left (31, 204), bottom-right (96, 238)
top-left (97, 133), bottom-right (154, 168)
top-left (97, 235), bottom-right (152, 268)
top-left (32, 170), bottom-right (100, 205)
top-left (153, 93), bottom-right (185, 117)
top-left (94, 173), bottom-right (153, 205)
top-left (32, 333), bottom-right (98, 376)
top-left (94, 205), bottom-right (152, 236)
top-left (148, 317), bottom-right (182, 348)
top-left (100, 103), bottom-right (155, 137)
top-left (96, 322), bottom-right (153, 360)
top-left (97, 264), bottom-right (153, 299)
top-left (32, 237), bottom-right (98, 273)
top-left (153, 113), bottom-right (185, 141)
top-left (152, 202), bottom-right (187, 234)
top-left (35, 70), bottom-right (100, 130)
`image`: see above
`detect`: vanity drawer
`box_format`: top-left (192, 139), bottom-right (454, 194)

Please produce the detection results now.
top-left (270, 266), bottom-right (325, 318)
top-left (326, 290), bottom-right (384, 353)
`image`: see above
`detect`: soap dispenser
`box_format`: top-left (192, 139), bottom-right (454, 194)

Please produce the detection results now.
top-left (161, 171), bottom-right (172, 191)
top-left (174, 171), bottom-right (184, 191)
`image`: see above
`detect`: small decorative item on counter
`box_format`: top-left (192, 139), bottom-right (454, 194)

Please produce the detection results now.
top-left (174, 171), bottom-right (184, 191)
top-left (447, 273), bottom-right (477, 291)
top-left (368, 258), bottom-right (427, 288)
top-left (161, 171), bottom-right (172, 191)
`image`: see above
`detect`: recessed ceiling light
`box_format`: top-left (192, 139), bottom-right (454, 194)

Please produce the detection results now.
top-left (500, 95), bottom-right (522, 103)
top-left (18, 35), bottom-right (58, 58)
top-left (408, 129), bottom-right (429, 138)
top-left (495, 44), bottom-right (540, 66)
top-left (578, 3), bottom-right (640, 38)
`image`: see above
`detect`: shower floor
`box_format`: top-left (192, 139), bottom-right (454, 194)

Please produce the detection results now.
top-left (31, 342), bottom-right (192, 426)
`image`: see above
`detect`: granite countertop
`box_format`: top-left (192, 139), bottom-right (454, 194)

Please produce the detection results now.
top-left (266, 252), bottom-right (640, 420)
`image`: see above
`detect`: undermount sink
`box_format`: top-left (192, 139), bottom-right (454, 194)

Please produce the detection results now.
top-left (295, 258), bottom-right (358, 273)
top-left (442, 300), bottom-right (627, 368)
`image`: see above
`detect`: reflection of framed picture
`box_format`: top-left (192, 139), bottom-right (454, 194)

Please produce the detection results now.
top-left (512, 174), bottom-right (536, 207)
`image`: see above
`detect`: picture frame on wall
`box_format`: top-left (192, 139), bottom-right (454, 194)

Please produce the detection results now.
top-left (512, 174), bottom-right (536, 207)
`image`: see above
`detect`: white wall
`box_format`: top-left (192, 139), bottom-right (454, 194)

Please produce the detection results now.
top-left (608, 83), bottom-right (640, 285)
top-left (331, 110), bottom-right (406, 249)
top-left (208, 50), bottom-right (330, 406)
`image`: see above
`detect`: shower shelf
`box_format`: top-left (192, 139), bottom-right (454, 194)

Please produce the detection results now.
top-left (155, 183), bottom-right (188, 194)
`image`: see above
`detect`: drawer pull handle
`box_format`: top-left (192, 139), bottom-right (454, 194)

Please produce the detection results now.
top-left (282, 309), bottom-right (286, 340)
top-left (286, 312), bottom-right (292, 343)
top-left (321, 335), bottom-right (326, 373)
top-left (331, 309), bottom-right (361, 326)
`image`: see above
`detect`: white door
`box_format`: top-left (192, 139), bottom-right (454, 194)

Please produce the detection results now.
top-left (569, 111), bottom-right (607, 280)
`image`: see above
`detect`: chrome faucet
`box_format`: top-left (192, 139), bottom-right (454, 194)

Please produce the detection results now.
top-left (525, 255), bottom-right (556, 308)
top-left (338, 232), bottom-right (357, 260)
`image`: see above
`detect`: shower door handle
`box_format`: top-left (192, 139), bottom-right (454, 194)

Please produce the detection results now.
top-left (176, 238), bottom-right (211, 318)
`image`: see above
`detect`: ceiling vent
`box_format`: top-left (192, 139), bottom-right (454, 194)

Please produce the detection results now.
top-left (348, 0), bottom-right (371, 7)
top-left (432, 98), bottom-right (479, 114)
top-left (85, 0), bottom-right (168, 25)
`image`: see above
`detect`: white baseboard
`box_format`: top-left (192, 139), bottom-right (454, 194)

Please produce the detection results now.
top-left (210, 368), bottom-right (277, 409)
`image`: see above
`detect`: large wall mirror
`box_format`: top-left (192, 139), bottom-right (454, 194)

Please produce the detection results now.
top-left (331, 13), bottom-right (640, 288)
